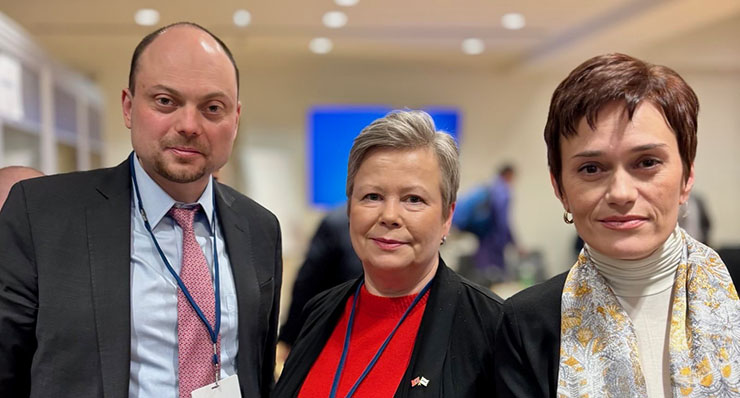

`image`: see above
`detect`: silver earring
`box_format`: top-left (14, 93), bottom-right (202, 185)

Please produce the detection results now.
top-left (440, 236), bottom-right (447, 245)
top-left (563, 211), bottom-right (574, 224)
top-left (679, 199), bottom-right (689, 219)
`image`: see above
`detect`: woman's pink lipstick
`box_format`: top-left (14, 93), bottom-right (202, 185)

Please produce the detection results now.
top-left (372, 237), bottom-right (405, 250)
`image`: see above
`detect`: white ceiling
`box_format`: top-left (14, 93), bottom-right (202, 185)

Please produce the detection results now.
top-left (2, 0), bottom-right (739, 79)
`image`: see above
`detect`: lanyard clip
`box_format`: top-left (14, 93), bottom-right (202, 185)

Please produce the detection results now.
top-left (139, 207), bottom-right (148, 223)
top-left (213, 343), bottom-right (220, 386)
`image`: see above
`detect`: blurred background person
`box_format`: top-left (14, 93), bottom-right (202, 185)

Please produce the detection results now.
top-left (473, 164), bottom-right (522, 284)
top-left (454, 164), bottom-right (526, 285)
top-left (0, 166), bottom-right (43, 208)
top-left (274, 110), bottom-right (502, 397)
top-left (277, 203), bottom-right (362, 365)
top-left (496, 53), bottom-right (740, 397)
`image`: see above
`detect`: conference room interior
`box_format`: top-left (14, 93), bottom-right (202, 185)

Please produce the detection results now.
top-left (1, 0), bottom-right (739, 330)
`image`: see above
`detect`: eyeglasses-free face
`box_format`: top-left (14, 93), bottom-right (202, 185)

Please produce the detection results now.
top-left (554, 101), bottom-right (693, 260)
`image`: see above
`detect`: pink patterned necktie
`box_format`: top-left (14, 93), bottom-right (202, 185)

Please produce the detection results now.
top-left (169, 206), bottom-right (221, 398)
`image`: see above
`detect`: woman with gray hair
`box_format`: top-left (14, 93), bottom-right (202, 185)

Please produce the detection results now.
top-left (274, 110), bottom-right (502, 397)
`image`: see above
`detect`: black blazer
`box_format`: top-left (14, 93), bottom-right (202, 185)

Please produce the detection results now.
top-left (0, 158), bottom-right (282, 398)
top-left (495, 262), bottom-right (740, 397)
top-left (273, 259), bottom-right (503, 397)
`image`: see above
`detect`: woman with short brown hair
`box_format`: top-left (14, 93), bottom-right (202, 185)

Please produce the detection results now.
top-left (495, 53), bottom-right (740, 397)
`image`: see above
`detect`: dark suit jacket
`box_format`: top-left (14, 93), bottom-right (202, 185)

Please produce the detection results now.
top-left (0, 158), bottom-right (282, 398)
top-left (279, 204), bottom-right (362, 346)
top-left (494, 262), bottom-right (740, 397)
top-left (273, 260), bottom-right (503, 397)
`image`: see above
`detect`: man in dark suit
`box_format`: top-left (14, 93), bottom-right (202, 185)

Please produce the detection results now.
top-left (0, 22), bottom-right (282, 398)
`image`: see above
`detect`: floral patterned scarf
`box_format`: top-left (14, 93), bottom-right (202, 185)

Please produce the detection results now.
top-left (557, 230), bottom-right (740, 397)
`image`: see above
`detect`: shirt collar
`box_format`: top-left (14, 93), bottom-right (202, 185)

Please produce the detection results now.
top-left (132, 153), bottom-right (215, 228)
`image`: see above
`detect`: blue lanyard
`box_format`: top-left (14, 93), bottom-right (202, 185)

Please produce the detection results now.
top-left (329, 278), bottom-right (433, 398)
top-left (129, 153), bottom-right (222, 370)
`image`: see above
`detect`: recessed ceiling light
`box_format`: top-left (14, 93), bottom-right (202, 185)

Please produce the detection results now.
top-left (501, 12), bottom-right (525, 30)
top-left (461, 38), bottom-right (485, 55)
top-left (323, 11), bottom-right (348, 29)
top-left (310, 37), bottom-right (333, 54)
top-left (233, 9), bottom-right (252, 27)
top-left (335, 0), bottom-right (359, 6)
top-left (134, 9), bottom-right (160, 26)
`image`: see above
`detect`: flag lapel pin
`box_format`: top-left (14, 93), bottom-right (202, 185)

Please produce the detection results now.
top-left (411, 376), bottom-right (429, 388)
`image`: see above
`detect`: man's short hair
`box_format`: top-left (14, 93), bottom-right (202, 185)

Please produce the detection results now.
top-left (346, 110), bottom-right (460, 219)
top-left (498, 164), bottom-right (515, 177)
top-left (127, 21), bottom-right (240, 95)
top-left (544, 53), bottom-right (698, 195)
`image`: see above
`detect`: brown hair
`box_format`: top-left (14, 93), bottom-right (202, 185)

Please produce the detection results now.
top-left (128, 22), bottom-right (239, 95)
top-left (544, 53), bottom-right (698, 195)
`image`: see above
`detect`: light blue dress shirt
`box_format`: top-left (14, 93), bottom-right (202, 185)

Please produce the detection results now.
top-left (129, 155), bottom-right (239, 398)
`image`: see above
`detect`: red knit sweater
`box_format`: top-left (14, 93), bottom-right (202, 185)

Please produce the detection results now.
top-left (298, 284), bottom-right (429, 397)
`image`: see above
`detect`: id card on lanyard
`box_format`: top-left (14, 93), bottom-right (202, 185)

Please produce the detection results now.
top-left (191, 374), bottom-right (241, 398)
top-left (130, 153), bottom-right (240, 397)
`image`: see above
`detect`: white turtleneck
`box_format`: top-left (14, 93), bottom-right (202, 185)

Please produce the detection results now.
top-left (585, 226), bottom-right (683, 398)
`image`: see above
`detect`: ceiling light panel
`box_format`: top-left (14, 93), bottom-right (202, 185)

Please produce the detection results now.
top-left (323, 11), bottom-right (348, 28)
top-left (335, 0), bottom-right (359, 6)
top-left (233, 9), bottom-right (252, 27)
top-left (501, 12), bottom-right (525, 30)
top-left (461, 38), bottom-right (485, 55)
top-left (134, 9), bottom-right (160, 26)
top-left (310, 37), bottom-right (334, 54)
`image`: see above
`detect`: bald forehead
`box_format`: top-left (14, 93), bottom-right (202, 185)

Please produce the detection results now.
top-left (139, 26), bottom-right (231, 72)
top-left (0, 166), bottom-right (43, 181)
top-left (129, 23), bottom-right (239, 94)
top-left (0, 166), bottom-right (43, 204)
top-left (147, 25), bottom-right (223, 54)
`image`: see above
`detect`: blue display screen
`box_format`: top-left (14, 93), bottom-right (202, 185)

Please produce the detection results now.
top-left (308, 106), bottom-right (460, 208)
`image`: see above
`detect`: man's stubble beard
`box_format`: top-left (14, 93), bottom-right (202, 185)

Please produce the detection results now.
top-left (153, 136), bottom-right (211, 183)
top-left (153, 156), bottom-right (208, 184)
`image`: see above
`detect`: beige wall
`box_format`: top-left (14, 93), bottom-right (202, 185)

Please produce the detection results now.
top-left (684, 71), bottom-right (740, 247)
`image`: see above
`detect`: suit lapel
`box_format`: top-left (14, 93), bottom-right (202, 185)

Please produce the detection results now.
top-left (398, 261), bottom-right (459, 397)
top-left (87, 160), bottom-right (133, 398)
top-left (214, 184), bottom-right (261, 379)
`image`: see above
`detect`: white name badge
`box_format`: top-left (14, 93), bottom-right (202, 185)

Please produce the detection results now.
top-left (191, 374), bottom-right (242, 398)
